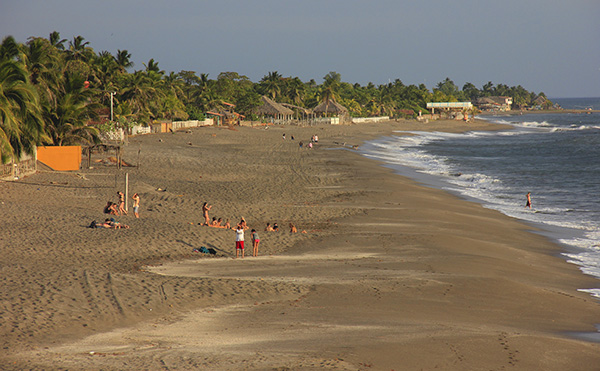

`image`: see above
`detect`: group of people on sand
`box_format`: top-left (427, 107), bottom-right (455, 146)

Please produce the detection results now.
top-left (282, 132), bottom-right (320, 150)
top-left (89, 217), bottom-right (129, 229)
top-left (233, 224), bottom-right (260, 259)
top-left (264, 222), bottom-right (297, 233)
top-left (201, 202), bottom-right (302, 259)
top-left (104, 191), bottom-right (140, 218)
top-left (94, 191), bottom-right (141, 230)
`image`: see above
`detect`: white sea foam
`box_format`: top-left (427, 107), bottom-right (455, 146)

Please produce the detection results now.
top-left (363, 124), bottom-right (600, 292)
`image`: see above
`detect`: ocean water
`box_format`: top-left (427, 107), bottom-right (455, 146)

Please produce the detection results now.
top-left (361, 97), bottom-right (600, 296)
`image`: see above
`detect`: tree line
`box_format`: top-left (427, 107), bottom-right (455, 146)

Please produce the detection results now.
top-left (1, 32), bottom-right (549, 163)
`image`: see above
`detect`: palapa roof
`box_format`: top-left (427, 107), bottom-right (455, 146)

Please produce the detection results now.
top-left (280, 102), bottom-right (311, 114)
top-left (313, 99), bottom-right (348, 114)
top-left (255, 96), bottom-right (294, 116)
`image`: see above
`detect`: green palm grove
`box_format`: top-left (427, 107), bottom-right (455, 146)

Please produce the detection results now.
top-left (0, 32), bottom-right (549, 164)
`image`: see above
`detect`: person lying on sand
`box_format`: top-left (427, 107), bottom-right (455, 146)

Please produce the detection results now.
top-left (273, 223), bottom-right (279, 231)
top-left (289, 223), bottom-right (297, 233)
top-left (223, 219), bottom-right (231, 229)
top-left (210, 217), bottom-right (218, 226)
top-left (265, 223), bottom-right (274, 232)
top-left (102, 218), bottom-right (130, 229)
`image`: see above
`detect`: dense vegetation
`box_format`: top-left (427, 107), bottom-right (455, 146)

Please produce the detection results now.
top-left (0, 32), bottom-right (549, 162)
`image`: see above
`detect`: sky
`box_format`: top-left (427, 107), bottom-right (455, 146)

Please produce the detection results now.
top-left (1, 0), bottom-right (599, 98)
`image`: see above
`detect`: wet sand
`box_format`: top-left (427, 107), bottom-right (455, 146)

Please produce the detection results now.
top-left (2, 119), bottom-right (600, 370)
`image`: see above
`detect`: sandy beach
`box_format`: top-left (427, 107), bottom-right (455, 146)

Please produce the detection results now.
top-left (2, 119), bottom-right (600, 370)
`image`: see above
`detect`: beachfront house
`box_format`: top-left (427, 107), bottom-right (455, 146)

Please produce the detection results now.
top-left (474, 96), bottom-right (513, 111)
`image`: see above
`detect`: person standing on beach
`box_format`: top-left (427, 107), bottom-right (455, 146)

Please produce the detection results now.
top-left (234, 224), bottom-right (245, 258)
top-left (132, 193), bottom-right (140, 218)
top-left (251, 229), bottom-right (260, 257)
top-left (117, 191), bottom-right (127, 215)
top-left (525, 192), bottom-right (532, 209)
top-left (202, 202), bottom-right (212, 225)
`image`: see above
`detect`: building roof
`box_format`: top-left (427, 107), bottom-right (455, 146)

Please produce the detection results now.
top-left (254, 96), bottom-right (294, 116)
top-left (313, 99), bottom-right (348, 114)
top-left (280, 102), bottom-right (311, 114)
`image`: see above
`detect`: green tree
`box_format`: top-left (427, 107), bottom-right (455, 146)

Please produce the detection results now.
top-left (0, 36), bottom-right (47, 162)
top-left (462, 82), bottom-right (480, 101)
top-left (259, 71), bottom-right (282, 99)
top-left (48, 31), bottom-right (66, 50)
top-left (43, 72), bottom-right (100, 146)
top-left (114, 49), bottom-right (134, 73)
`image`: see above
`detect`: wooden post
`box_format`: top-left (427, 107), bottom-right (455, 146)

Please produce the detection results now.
top-left (125, 172), bottom-right (129, 212)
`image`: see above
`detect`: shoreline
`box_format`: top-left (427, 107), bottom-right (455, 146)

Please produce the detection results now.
top-left (3, 119), bottom-right (600, 369)
top-left (360, 126), bottom-right (597, 283)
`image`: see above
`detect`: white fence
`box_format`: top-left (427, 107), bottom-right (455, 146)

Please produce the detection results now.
top-left (131, 126), bottom-right (152, 136)
top-left (99, 128), bottom-right (125, 142)
top-left (171, 119), bottom-right (214, 130)
top-left (351, 116), bottom-right (390, 124)
top-left (130, 118), bottom-right (214, 136)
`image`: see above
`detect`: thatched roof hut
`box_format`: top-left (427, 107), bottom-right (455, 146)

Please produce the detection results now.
top-left (312, 99), bottom-right (349, 116)
top-left (255, 96), bottom-right (294, 117)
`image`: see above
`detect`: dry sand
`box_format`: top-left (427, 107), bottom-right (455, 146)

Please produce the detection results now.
top-left (2, 119), bottom-right (600, 370)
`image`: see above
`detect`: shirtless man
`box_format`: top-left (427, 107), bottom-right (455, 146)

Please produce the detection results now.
top-left (202, 202), bottom-right (212, 225)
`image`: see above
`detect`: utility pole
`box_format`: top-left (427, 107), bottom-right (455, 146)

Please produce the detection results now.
top-left (110, 92), bottom-right (116, 121)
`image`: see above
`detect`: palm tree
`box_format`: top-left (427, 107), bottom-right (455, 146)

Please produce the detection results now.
top-left (48, 31), bottom-right (67, 50)
top-left (43, 72), bottom-right (100, 146)
top-left (143, 58), bottom-right (164, 76)
top-left (67, 36), bottom-right (92, 62)
top-left (91, 51), bottom-right (118, 93)
top-left (319, 71), bottom-right (342, 114)
top-left (0, 36), bottom-right (47, 162)
top-left (119, 70), bottom-right (164, 122)
top-left (23, 37), bottom-right (62, 106)
top-left (114, 49), bottom-right (134, 73)
top-left (259, 71), bottom-right (282, 99)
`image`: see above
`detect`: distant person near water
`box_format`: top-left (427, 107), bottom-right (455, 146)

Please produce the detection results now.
top-left (525, 192), bottom-right (532, 209)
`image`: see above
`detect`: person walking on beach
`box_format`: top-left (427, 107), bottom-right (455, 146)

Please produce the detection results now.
top-left (525, 192), bottom-right (532, 209)
top-left (132, 193), bottom-right (140, 218)
top-left (202, 202), bottom-right (212, 225)
top-left (251, 229), bottom-right (260, 257)
top-left (117, 191), bottom-right (127, 215)
top-left (234, 224), bottom-right (245, 258)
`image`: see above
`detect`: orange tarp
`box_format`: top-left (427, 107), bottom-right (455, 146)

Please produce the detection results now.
top-left (37, 146), bottom-right (82, 171)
